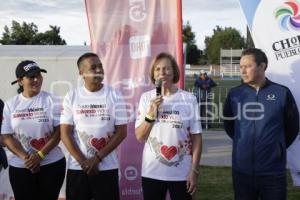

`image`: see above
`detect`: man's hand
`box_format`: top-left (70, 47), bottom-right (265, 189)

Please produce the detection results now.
top-left (81, 155), bottom-right (100, 176)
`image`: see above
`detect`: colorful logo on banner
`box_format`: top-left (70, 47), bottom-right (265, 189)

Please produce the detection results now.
top-left (271, 1), bottom-right (300, 60)
top-left (275, 1), bottom-right (300, 31)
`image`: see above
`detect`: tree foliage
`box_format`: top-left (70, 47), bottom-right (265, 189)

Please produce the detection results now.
top-left (0, 20), bottom-right (66, 45)
top-left (183, 22), bottom-right (202, 64)
top-left (204, 26), bottom-right (246, 64)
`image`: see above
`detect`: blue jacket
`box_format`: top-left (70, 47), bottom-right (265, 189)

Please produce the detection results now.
top-left (194, 77), bottom-right (217, 101)
top-left (223, 79), bottom-right (299, 175)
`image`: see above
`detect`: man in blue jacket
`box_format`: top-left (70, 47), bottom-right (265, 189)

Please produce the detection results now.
top-left (223, 48), bottom-right (299, 200)
top-left (194, 70), bottom-right (217, 128)
top-left (0, 98), bottom-right (8, 171)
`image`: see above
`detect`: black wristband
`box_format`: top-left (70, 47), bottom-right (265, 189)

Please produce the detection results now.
top-left (145, 116), bottom-right (155, 123)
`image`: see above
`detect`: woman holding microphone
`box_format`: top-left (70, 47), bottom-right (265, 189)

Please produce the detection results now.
top-left (135, 52), bottom-right (202, 200)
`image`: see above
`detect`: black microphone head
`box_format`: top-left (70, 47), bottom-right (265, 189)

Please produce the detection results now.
top-left (155, 79), bottom-right (162, 96)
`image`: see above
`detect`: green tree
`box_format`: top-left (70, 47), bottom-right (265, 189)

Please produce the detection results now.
top-left (0, 20), bottom-right (66, 45)
top-left (34, 25), bottom-right (66, 45)
top-left (183, 21), bottom-right (202, 64)
top-left (204, 26), bottom-right (246, 64)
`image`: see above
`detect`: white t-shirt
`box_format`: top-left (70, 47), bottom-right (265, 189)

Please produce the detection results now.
top-left (1, 91), bottom-right (64, 168)
top-left (60, 85), bottom-right (128, 171)
top-left (135, 89), bottom-right (202, 181)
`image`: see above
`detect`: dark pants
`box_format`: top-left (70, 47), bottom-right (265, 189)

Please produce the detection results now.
top-left (66, 169), bottom-right (119, 200)
top-left (0, 146), bottom-right (8, 170)
top-left (9, 158), bottom-right (66, 200)
top-left (233, 170), bottom-right (287, 200)
top-left (142, 177), bottom-right (192, 200)
top-left (200, 100), bottom-right (213, 129)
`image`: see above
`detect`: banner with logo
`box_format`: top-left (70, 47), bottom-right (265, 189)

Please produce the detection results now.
top-left (85, 0), bottom-right (183, 199)
top-left (239, 0), bottom-right (300, 185)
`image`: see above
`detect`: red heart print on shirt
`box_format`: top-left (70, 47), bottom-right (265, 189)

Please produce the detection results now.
top-left (91, 138), bottom-right (107, 151)
top-left (30, 138), bottom-right (46, 150)
top-left (160, 145), bottom-right (177, 160)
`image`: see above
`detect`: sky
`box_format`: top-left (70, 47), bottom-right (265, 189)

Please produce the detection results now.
top-left (0, 0), bottom-right (247, 50)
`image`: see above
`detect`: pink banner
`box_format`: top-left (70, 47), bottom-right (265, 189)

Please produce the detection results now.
top-left (85, 0), bottom-right (183, 199)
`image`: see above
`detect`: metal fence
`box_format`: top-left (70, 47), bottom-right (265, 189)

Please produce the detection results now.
top-left (188, 86), bottom-right (234, 129)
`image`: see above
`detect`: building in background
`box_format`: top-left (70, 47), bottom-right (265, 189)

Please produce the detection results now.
top-left (0, 45), bottom-right (90, 101)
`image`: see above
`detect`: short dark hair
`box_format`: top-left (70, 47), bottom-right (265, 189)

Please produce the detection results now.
top-left (150, 52), bottom-right (180, 84)
top-left (77, 52), bottom-right (99, 69)
top-left (241, 48), bottom-right (268, 70)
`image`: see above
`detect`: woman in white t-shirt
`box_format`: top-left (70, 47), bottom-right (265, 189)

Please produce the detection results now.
top-left (1, 60), bottom-right (66, 200)
top-left (135, 52), bottom-right (202, 200)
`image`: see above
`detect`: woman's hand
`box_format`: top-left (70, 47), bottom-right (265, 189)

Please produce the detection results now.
top-left (148, 95), bottom-right (163, 118)
top-left (186, 168), bottom-right (199, 195)
top-left (24, 153), bottom-right (41, 173)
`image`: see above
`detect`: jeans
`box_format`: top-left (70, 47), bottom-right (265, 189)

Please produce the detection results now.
top-left (232, 170), bottom-right (287, 200)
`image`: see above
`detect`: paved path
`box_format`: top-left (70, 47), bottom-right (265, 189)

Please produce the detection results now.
top-left (201, 130), bottom-right (232, 166)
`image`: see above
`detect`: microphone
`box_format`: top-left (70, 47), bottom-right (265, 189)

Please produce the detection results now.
top-left (155, 79), bottom-right (162, 96)
top-left (155, 79), bottom-right (162, 120)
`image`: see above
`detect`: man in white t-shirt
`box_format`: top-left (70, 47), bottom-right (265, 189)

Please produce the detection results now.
top-left (60, 53), bottom-right (128, 200)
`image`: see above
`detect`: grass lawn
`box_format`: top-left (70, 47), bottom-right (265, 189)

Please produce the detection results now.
top-left (194, 166), bottom-right (300, 200)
